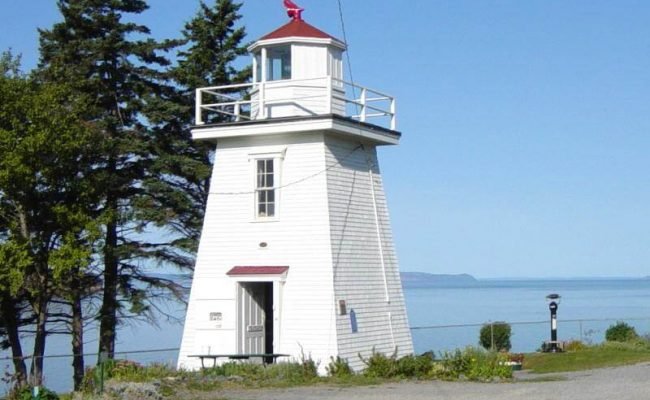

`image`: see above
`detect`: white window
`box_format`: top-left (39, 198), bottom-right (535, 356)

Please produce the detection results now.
top-left (256, 159), bottom-right (275, 218)
top-left (250, 149), bottom-right (285, 221)
top-left (266, 46), bottom-right (291, 81)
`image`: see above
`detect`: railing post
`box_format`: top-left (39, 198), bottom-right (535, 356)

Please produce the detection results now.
top-left (234, 102), bottom-right (241, 122)
top-left (195, 89), bottom-right (203, 125)
top-left (390, 97), bottom-right (397, 130)
top-left (360, 88), bottom-right (367, 123)
top-left (260, 82), bottom-right (266, 119)
top-left (326, 77), bottom-right (333, 114)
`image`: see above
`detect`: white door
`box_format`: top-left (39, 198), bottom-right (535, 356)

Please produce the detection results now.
top-left (239, 282), bottom-right (266, 354)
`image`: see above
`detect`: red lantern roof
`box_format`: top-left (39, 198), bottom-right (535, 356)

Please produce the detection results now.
top-left (259, 19), bottom-right (340, 41)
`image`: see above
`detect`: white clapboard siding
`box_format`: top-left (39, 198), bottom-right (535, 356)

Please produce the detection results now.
top-left (325, 135), bottom-right (413, 371)
top-left (178, 132), bottom-right (340, 370)
top-left (179, 130), bottom-right (413, 372)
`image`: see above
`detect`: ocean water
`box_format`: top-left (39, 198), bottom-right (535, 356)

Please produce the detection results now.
top-left (2, 278), bottom-right (650, 394)
top-left (405, 278), bottom-right (650, 354)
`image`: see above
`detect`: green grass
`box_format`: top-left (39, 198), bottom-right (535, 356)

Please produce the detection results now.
top-left (524, 341), bottom-right (650, 373)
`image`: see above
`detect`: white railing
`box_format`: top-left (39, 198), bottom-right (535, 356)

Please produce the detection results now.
top-left (195, 77), bottom-right (397, 131)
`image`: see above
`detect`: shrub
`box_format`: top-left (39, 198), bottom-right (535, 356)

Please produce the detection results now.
top-left (81, 359), bottom-right (179, 392)
top-left (564, 340), bottom-right (588, 352)
top-left (326, 356), bottom-right (353, 378)
top-left (299, 355), bottom-right (319, 381)
top-left (359, 348), bottom-right (398, 378)
top-left (479, 322), bottom-right (512, 351)
top-left (395, 354), bottom-right (435, 378)
top-left (9, 386), bottom-right (59, 400)
top-left (437, 347), bottom-right (512, 381)
top-left (605, 322), bottom-right (638, 342)
top-left (263, 362), bottom-right (319, 385)
top-left (359, 349), bottom-right (438, 379)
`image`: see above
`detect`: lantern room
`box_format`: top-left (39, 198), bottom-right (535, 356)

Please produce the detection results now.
top-left (250, 19), bottom-right (346, 84)
top-left (248, 19), bottom-right (347, 119)
top-left (194, 13), bottom-right (397, 134)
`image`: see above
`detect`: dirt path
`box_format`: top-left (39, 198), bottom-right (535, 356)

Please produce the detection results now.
top-left (198, 362), bottom-right (650, 400)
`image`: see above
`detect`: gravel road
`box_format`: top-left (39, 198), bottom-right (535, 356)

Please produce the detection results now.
top-left (212, 362), bottom-right (650, 400)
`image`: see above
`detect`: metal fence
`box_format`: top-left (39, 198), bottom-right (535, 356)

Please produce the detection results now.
top-left (410, 316), bottom-right (650, 354)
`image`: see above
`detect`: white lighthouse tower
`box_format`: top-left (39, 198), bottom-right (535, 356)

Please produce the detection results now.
top-left (178, 5), bottom-right (413, 372)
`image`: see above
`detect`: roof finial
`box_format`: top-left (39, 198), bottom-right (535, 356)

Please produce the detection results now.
top-left (283, 0), bottom-right (304, 21)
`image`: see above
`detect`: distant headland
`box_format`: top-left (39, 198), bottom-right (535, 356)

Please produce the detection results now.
top-left (400, 271), bottom-right (478, 287)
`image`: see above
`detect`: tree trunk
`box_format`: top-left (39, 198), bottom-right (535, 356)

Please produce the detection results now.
top-left (29, 296), bottom-right (48, 386)
top-left (0, 298), bottom-right (28, 387)
top-left (98, 196), bottom-right (118, 361)
top-left (71, 287), bottom-right (85, 391)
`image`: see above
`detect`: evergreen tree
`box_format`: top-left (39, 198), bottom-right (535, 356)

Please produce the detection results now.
top-left (142, 0), bottom-right (251, 261)
top-left (175, 0), bottom-right (250, 90)
top-left (37, 0), bottom-right (179, 361)
top-left (33, 1), bottom-right (251, 383)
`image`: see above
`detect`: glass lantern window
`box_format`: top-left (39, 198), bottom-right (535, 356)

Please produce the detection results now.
top-left (266, 46), bottom-right (291, 81)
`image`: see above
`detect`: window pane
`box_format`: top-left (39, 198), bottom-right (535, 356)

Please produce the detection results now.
top-left (255, 158), bottom-right (277, 218)
top-left (267, 46), bottom-right (291, 81)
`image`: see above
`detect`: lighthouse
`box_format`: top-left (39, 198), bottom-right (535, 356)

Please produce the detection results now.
top-left (177, 5), bottom-right (413, 372)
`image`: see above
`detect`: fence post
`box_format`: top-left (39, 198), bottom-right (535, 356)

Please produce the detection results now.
top-left (490, 322), bottom-right (495, 351)
top-left (98, 351), bottom-right (107, 394)
top-left (579, 320), bottom-right (583, 342)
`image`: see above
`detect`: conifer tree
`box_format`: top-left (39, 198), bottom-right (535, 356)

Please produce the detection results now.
top-left (37, 0), bottom-right (179, 361)
top-left (34, 1), bottom-right (251, 379)
top-left (144, 0), bottom-right (250, 261)
top-left (175, 0), bottom-right (250, 90)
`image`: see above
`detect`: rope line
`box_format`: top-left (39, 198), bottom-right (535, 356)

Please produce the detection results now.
top-left (208, 144), bottom-right (363, 196)
top-left (336, 0), bottom-right (356, 96)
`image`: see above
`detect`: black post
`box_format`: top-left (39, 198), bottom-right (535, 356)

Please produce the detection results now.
top-left (549, 300), bottom-right (558, 352)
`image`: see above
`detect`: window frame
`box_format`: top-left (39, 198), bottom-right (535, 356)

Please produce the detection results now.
top-left (249, 150), bottom-right (285, 221)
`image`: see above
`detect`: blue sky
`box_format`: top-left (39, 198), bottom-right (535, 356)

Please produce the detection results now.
top-left (2, 1), bottom-right (649, 278)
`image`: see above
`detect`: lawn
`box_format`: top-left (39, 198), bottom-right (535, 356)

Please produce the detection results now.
top-left (524, 341), bottom-right (650, 373)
